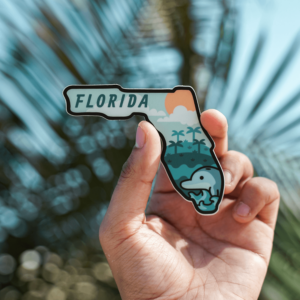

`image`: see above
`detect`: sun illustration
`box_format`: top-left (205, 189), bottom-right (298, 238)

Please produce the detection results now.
top-left (165, 90), bottom-right (196, 115)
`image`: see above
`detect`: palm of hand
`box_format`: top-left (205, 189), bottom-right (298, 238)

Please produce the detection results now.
top-left (118, 188), bottom-right (271, 300)
top-left (100, 114), bottom-right (279, 300)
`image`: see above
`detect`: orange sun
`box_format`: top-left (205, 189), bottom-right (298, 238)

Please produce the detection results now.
top-left (165, 90), bottom-right (196, 115)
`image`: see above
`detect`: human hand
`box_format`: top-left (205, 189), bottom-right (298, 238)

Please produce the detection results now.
top-left (99, 110), bottom-right (280, 300)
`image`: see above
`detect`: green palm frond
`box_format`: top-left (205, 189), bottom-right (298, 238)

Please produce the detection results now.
top-left (260, 201), bottom-right (300, 299)
top-left (187, 127), bottom-right (201, 134)
top-left (244, 34), bottom-right (300, 124)
top-left (229, 32), bottom-right (266, 119)
top-left (186, 127), bottom-right (194, 133)
top-left (172, 130), bottom-right (185, 136)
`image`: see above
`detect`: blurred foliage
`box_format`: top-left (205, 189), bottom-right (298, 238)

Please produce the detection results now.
top-left (0, 0), bottom-right (299, 300)
top-left (260, 203), bottom-right (300, 300)
top-left (205, 2), bottom-right (300, 299)
top-left (0, 0), bottom-right (232, 298)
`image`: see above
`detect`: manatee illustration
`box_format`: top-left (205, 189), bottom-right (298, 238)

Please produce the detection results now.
top-left (180, 166), bottom-right (222, 213)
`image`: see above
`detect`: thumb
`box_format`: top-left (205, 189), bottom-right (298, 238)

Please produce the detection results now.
top-left (100, 120), bottom-right (161, 235)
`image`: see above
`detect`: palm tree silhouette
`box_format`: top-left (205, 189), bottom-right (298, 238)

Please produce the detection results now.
top-left (186, 127), bottom-right (201, 142)
top-left (193, 139), bottom-right (206, 154)
top-left (172, 130), bottom-right (185, 142)
top-left (169, 140), bottom-right (183, 154)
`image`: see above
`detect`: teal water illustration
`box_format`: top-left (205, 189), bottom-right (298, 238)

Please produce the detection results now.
top-left (163, 132), bottom-right (223, 214)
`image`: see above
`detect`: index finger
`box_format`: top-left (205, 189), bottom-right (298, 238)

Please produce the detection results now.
top-left (201, 109), bottom-right (228, 158)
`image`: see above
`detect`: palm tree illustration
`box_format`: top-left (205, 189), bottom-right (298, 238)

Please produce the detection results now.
top-left (172, 130), bottom-right (185, 142)
top-left (186, 127), bottom-right (201, 142)
top-left (169, 140), bottom-right (183, 154)
top-left (193, 139), bottom-right (206, 154)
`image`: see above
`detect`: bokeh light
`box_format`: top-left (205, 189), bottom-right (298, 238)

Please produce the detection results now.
top-left (0, 254), bottom-right (16, 280)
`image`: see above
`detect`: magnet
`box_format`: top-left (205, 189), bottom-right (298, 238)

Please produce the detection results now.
top-left (63, 85), bottom-right (224, 215)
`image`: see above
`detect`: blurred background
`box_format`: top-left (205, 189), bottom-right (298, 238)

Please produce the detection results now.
top-left (0, 0), bottom-right (299, 299)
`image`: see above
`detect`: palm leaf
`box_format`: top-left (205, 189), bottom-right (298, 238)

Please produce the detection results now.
top-left (253, 87), bottom-right (300, 142)
top-left (244, 33), bottom-right (300, 124)
top-left (229, 32), bottom-right (266, 119)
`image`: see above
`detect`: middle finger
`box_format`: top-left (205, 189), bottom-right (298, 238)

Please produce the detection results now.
top-left (219, 150), bottom-right (254, 197)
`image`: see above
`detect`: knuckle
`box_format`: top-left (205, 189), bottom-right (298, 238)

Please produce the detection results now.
top-left (227, 150), bottom-right (251, 166)
top-left (244, 177), bottom-right (280, 201)
top-left (227, 150), bottom-right (244, 164)
top-left (232, 151), bottom-right (253, 175)
top-left (243, 177), bottom-right (266, 198)
top-left (99, 216), bottom-right (130, 250)
top-left (119, 156), bottom-right (152, 186)
top-left (271, 181), bottom-right (280, 200)
top-left (120, 158), bottom-right (138, 181)
top-left (221, 151), bottom-right (254, 176)
top-left (100, 220), bottom-right (140, 252)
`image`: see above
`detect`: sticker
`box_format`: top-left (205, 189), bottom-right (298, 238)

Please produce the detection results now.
top-left (63, 85), bottom-right (224, 215)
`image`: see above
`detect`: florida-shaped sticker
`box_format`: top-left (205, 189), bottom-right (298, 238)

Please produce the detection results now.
top-left (63, 85), bottom-right (225, 215)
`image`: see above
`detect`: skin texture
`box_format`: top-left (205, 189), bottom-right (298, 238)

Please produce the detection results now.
top-left (99, 110), bottom-right (280, 300)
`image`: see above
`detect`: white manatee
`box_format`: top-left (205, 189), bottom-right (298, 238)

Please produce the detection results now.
top-left (180, 166), bottom-right (221, 196)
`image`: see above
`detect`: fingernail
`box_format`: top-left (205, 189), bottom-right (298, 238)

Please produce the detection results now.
top-left (236, 202), bottom-right (250, 217)
top-left (135, 126), bottom-right (145, 148)
top-left (224, 170), bottom-right (232, 185)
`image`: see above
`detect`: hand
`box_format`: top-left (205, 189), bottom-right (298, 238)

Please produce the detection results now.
top-left (99, 110), bottom-right (280, 300)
